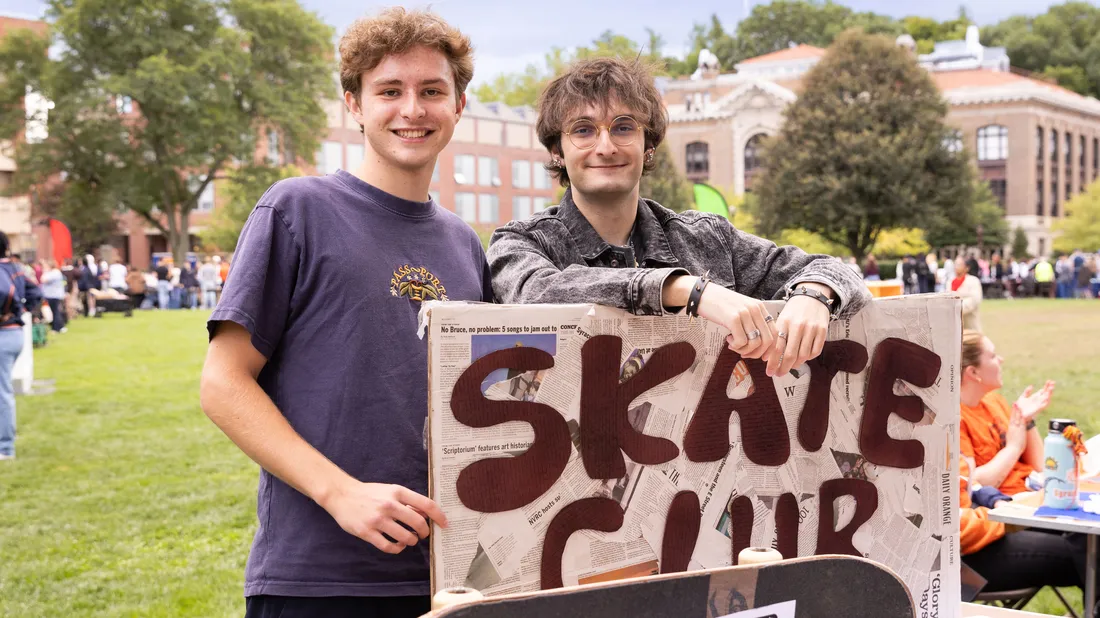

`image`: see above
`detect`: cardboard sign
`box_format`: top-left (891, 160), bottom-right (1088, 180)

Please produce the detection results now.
top-left (426, 297), bottom-right (961, 617)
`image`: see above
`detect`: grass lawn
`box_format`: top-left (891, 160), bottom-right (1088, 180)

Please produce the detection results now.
top-left (1, 299), bottom-right (1098, 617)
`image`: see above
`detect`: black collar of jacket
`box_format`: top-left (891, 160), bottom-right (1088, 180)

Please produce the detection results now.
top-left (556, 188), bottom-right (680, 266)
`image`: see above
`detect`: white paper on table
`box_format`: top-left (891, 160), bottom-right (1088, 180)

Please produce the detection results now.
top-left (717, 599), bottom-right (796, 618)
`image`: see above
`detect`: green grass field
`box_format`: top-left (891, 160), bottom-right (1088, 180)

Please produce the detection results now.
top-left (1, 300), bottom-right (1098, 617)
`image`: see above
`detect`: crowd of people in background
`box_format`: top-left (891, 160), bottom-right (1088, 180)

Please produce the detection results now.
top-left (15, 253), bottom-right (232, 337)
top-left (859, 249), bottom-right (1100, 300)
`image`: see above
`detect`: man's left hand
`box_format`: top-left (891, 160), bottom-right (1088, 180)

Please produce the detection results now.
top-left (766, 283), bottom-right (833, 377)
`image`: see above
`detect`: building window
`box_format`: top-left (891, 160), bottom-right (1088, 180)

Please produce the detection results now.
top-left (266, 130), bottom-right (281, 166)
top-left (478, 156), bottom-right (500, 187)
top-left (196, 181), bottom-right (215, 212)
top-left (513, 196), bottom-right (532, 220)
top-left (988, 179), bottom-right (1006, 209)
top-left (478, 194), bottom-right (499, 223)
top-left (512, 160), bottom-right (531, 188)
top-left (534, 165), bottom-right (551, 190)
top-left (318, 141), bottom-right (342, 175)
top-left (1051, 129), bottom-right (1058, 163)
top-left (1039, 238), bottom-right (1046, 257)
top-left (1036, 180), bottom-right (1044, 216)
top-left (1065, 132), bottom-right (1073, 166)
top-left (116, 95), bottom-right (133, 114)
top-left (744, 134), bottom-right (766, 172)
top-left (346, 144), bottom-right (364, 172)
top-left (454, 192), bottom-right (476, 222)
top-left (1051, 184), bottom-right (1058, 217)
top-left (1094, 137), bottom-right (1099, 179)
top-left (533, 197), bottom-right (550, 212)
top-left (686, 141), bottom-right (709, 176)
top-left (976, 125), bottom-right (1008, 161)
top-left (1036, 126), bottom-right (1043, 161)
top-left (1080, 135), bottom-right (1086, 167)
top-left (1065, 183), bottom-right (1071, 204)
top-left (454, 154), bottom-right (476, 185)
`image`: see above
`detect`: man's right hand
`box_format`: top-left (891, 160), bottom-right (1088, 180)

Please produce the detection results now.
top-left (695, 284), bottom-right (777, 361)
top-left (320, 480), bottom-right (449, 554)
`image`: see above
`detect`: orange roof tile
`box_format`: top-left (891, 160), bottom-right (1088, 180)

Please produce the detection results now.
top-left (0, 16), bottom-right (48, 39)
top-left (931, 69), bottom-right (1084, 100)
top-left (738, 44), bottom-right (827, 65)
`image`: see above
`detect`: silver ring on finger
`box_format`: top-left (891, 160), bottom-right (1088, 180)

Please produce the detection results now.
top-left (747, 329), bottom-right (761, 340)
top-left (777, 331), bottom-right (788, 339)
top-left (764, 314), bottom-right (774, 323)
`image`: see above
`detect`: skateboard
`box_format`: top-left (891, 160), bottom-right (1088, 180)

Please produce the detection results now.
top-left (429, 554), bottom-right (914, 618)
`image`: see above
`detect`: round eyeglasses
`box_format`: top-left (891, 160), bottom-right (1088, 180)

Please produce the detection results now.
top-left (565, 116), bottom-right (643, 150)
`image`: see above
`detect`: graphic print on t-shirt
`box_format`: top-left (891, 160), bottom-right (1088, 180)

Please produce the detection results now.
top-left (390, 264), bottom-right (449, 302)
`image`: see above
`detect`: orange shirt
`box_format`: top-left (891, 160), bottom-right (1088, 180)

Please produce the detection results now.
top-left (960, 391), bottom-right (1033, 496)
top-left (959, 457), bottom-right (1005, 555)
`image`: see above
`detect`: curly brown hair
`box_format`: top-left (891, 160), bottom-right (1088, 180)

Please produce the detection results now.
top-left (536, 57), bottom-right (667, 187)
top-left (339, 8), bottom-right (474, 130)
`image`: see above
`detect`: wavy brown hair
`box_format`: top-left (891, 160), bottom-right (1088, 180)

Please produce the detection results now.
top-left (536, 57), bottom-right (667, 187)
top-left (339, 8), bottom-right (474, 130)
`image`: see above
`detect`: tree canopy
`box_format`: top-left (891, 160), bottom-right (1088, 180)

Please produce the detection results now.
top-left (0, 0), bottom-right (335, 263)
top-left (754, 29), bottom-right (973, 261)
top-left (1053, 179), bottom-right (1100, 252)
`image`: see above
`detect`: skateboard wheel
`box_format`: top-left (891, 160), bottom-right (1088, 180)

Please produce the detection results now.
top-left (738, 546), bottom-right (783, 565)
top-left (432, 586), bottom-right (484, 610)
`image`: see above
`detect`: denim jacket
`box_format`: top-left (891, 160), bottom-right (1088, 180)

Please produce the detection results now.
top-left (487, 189), bottom-right (871, 317)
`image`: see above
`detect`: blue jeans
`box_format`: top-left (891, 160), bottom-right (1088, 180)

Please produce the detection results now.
top-left (157, 280), bottom-right (172, 310)
top-left (0, 326), bottom-right (25, 457)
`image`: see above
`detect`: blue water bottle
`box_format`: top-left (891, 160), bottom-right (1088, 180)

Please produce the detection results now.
top-left (1042, 419), bottom-right (1079, 510)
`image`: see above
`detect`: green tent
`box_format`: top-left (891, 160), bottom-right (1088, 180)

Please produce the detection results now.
top-left (693, 183), bottom-right (729, 217)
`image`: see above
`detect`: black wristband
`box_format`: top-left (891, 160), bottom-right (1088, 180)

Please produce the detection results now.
top-left (686, 277), bottom-right (709, 317)
top-left (786, 285), bottom-right (837, 317)
top-left (1026, 419), bottom-right (1036, 431)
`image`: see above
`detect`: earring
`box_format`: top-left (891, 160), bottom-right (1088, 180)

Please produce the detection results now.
top-left (644, 149), bottom-right (655, 164)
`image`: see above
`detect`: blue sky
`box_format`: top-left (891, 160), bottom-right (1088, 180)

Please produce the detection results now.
top-left (0, 0), bottom-right (1072, 85)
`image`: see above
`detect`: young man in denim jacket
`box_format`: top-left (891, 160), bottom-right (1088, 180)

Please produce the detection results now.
top-left (488, 57), bottom-right (870, 375)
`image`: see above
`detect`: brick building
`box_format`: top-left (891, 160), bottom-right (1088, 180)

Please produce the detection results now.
top-left (0, 14), bottom-right (48, 260)
top-left (660, 28), bottom-right (1100, 258)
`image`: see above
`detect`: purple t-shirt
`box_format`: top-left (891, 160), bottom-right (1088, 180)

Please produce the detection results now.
top-left (208, 170), bottom-right (492, 598)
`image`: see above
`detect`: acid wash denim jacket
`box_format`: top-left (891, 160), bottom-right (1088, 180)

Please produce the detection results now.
top-left (487, 189), bottom-right (871, 317)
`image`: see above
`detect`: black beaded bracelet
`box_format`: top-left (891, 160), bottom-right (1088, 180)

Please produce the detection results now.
top-left (686, 277), bottom-right (709, 317)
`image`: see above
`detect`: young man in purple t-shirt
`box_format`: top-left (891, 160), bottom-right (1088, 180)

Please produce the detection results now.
top-left (200, 9), bottom-right (490, 617)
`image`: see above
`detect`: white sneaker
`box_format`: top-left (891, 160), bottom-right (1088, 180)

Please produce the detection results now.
top-left (0, 453), bottom-right (14, 460)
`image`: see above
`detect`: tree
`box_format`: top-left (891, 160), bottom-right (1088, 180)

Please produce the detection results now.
top-left (201, 164), bottom-right (300, 252)
top-left (1011, 227), bottom-right (1031, 260)
top-left (982, 2), bottom-right (1100, 97)
top-left (755, 29), bottom-right (973, 262)
top-left (1053, 180), bottom-right (1100, 252)
top-left (28, 181), bottom-right (122, 256)
top-left (639, 144), bottom-right (693, 213)
top-left (924, 180), bottom-right (1009, 250)
top-left (0, 0), bottom-right (335, 264)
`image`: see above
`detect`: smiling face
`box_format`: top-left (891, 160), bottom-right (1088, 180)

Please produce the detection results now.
top-left (345, 46), bottom-right (465, 175)
top-left (557, 101), bottom-right (646, 201)
top-left (965, 336), bottom-right (1004, 392)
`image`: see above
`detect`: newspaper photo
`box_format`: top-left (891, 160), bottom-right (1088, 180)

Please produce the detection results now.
top-left (424, 296), bottom-right (961, 616)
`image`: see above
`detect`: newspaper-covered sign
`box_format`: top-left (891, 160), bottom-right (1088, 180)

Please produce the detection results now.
top-left (426, 296), bottom-right (961, 617)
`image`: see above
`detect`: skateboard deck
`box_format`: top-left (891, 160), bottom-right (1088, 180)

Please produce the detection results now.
top-left (430, 554), bottom-right (913, 618)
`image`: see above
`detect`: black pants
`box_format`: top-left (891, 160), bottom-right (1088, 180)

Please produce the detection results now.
top-left (964, 530), bottom-right (1090, 596)
top-left (244, 595), bottom-right (430, 618)
top-left (46, 298), bottom-right (65, 332)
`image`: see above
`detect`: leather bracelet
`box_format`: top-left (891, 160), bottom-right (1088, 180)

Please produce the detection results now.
top-left (1026, 419), bottom-right (1036, 431)
top-left (785, 285), bottom-right (837, 318)
top-left (686, 277), bottom-right (709, 318)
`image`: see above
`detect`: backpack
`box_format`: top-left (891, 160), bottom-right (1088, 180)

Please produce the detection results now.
top-left (0, 263), bottom-right (21, 324)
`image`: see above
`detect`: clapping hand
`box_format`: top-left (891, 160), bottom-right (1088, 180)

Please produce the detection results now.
top-left (1014, 380), bottom-right (1055, 423)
